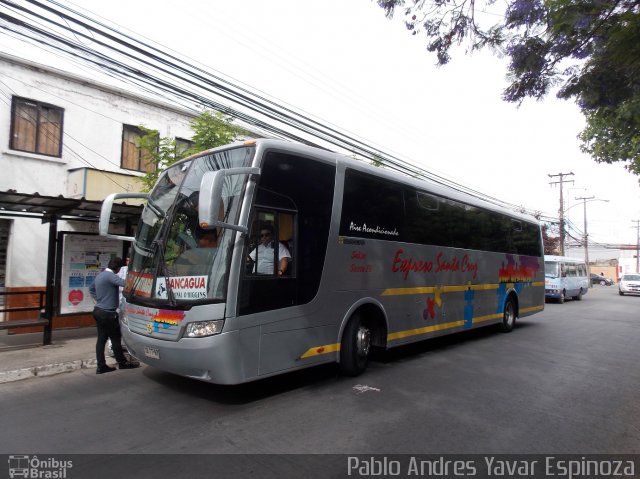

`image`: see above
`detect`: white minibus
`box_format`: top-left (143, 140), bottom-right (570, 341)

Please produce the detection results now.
top-left (544, 255), bottom-right (589, 303)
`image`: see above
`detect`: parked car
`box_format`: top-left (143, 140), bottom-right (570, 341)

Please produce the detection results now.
top-left (590, 273), bottom-right (614, 286)
top-left (619, 273), bottom-right (640, 296)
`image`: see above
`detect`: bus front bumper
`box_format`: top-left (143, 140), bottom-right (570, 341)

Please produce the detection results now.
top-left (545, 289), bottom-right (562, 299)
top-left (122, 327), bottom-right (249, 385)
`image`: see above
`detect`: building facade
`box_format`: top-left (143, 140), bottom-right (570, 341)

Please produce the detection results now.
top-left (565, 244), bottom-right (640, 282)
top-left (0, 53), bottom-right (200, 328)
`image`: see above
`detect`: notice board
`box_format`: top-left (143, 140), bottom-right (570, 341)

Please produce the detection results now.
top-left (59, 234), bottom-right (122, 314)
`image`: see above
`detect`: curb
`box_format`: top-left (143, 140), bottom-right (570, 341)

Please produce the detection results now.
top-left (0, 358), bottom-right (97, 384)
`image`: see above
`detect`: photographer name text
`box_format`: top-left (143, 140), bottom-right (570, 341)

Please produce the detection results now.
top-left (347, 456), bottom-right (635, 479)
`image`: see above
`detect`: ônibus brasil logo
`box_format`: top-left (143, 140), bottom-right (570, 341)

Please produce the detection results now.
top-left (8, 455), bottom-right (72, 478)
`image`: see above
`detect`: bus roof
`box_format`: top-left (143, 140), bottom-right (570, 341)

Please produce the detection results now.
top-left (544, 255), bottom-right (586, 263)
top-left (180, 138), bottom-right (540, 225)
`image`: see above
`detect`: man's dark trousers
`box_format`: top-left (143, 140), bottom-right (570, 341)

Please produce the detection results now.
top-left (93, 307), bottom-right (128, 367)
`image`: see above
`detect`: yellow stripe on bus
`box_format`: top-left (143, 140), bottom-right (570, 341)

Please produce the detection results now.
top-left (473, 313), bottom-right (503, 323)
top-left (388, 306), bottom-right (542, 343)
top-left (382, 281), bottom-right (545, 296)
top-left (387, 320), bottom-right (466, 341)
top-left (520, 304), bottom-right (544, 314)
top-left (299, 343), bottom-right (341, 359)
top-left (382, 283), bottom-right (500, 296)
top-left (300, 288), bottom-right (546, 359)
top-left (387, 314), bottom-right (496, 342)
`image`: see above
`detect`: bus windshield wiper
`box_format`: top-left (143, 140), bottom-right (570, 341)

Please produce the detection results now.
top-left (153, 239), bottom-right (176, 306)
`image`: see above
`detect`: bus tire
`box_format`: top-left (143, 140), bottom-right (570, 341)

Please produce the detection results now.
top-left (558, 291), bottom-right (565, 304)
top-left (499, 297), bottom-right (517, 333)
top-left (339, 314), bottom-right (371, 376)
top-left (573, 289), bottom-right (583, 301)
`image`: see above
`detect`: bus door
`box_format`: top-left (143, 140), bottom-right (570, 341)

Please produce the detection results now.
top-left (242, 204), bottom-right (298, 312)
top-left (237, 150), bottom-right (335, 317)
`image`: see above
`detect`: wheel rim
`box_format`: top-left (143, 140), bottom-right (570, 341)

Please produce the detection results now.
top-left (356, 326), bottom-right (371, 358)
top-left (505, 302), bottom-right (515, 327)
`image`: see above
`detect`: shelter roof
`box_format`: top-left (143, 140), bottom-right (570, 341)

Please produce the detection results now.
top-left (0, 190), bottom-right (142, 224)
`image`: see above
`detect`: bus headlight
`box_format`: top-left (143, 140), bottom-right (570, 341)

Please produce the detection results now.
top-left (185, 320), bottom-right (224, 338)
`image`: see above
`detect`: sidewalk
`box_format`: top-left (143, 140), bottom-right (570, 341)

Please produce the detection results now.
top-left (0, 327), bottom-right (98, 384)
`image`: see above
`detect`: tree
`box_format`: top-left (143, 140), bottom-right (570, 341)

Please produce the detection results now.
top-left (370, 154), bottom-right (385, 167)
top-left (138, 110), bottom-right (247, 191)
top-left (542, 223), bottom-right (561, 254)
top-left (188, 110), bottom-right (247, 153)
top-left (136, 129), bottom-right (174, 192)
top-left (377, 0), bottom-right (640, 176)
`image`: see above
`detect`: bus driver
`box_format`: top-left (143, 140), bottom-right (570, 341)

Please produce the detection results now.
top-left (249, 225), bottom-right (291, 276)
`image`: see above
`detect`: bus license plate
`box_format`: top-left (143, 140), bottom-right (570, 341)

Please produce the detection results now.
top-left (144, 346), bottom-right (160, 360)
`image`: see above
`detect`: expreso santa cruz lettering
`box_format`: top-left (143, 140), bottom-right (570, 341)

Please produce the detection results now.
top-left (99, 139), bottom-right (544, 385)
top-left (392, 249), bottom-right (479, 280)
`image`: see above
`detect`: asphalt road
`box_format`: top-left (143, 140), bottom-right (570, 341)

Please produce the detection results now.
top-left (1, 285), bottom-right (638, 455)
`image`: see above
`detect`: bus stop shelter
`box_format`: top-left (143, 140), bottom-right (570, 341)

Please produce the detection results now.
top-left (0, 190), bottom-right (142, 345)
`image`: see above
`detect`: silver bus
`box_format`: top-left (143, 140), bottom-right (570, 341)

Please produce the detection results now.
top-left (100, 139), bottom-right (545, 384)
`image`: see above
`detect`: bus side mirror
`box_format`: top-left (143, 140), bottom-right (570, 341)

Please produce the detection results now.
top-left (100, 192), bottom-right (149, 242)
top-left (198, 167), bottom-right (260, 234)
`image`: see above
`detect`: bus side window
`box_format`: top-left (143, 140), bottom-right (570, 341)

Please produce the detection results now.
top-left (278, 212), bottom-right (295, 276)
top-left (246, 209), bottom-right (294, 277)
top-left (247, 213), bottom-right (276, 276)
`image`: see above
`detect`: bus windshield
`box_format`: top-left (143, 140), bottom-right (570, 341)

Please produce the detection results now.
top-left (126, 145), bottom-right (255, 304)
top-left (544, 261), bottom-right (560, 278)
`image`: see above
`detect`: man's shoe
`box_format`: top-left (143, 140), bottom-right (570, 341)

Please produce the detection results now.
top-left (96, 365), bottom-right (116, 374)
top-left (118, 360), bottom-right (140, 370)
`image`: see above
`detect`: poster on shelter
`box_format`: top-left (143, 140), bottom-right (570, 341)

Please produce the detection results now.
top-left (60, 235), bottom-right (122, 314)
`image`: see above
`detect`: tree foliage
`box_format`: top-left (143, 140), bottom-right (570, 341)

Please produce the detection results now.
top-left (542, 223), bottom-right (561, 254)
top-left (137, 111), bottom-right (247, 191)
top-left (378, 0), bottom-right (640, 176)
top-left (189, 110), bottom-right (246, 152)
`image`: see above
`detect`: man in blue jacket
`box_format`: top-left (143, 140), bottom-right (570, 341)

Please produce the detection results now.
top-left (89, 257), bottom-right (139, 374)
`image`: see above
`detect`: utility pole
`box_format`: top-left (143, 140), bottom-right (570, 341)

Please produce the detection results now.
top-left (548, 172), bottom-right (574, 255)
top-left (576, 195), bottom-right (594, 280)
top-left (633, 220), bottom-right (640, 273)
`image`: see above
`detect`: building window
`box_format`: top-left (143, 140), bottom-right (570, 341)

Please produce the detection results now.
top-left (175, 137), bottom-right (194, 158)
top-left (10, 97), bottom-right (64, 157)
top-left (121, 125), bottom-right (157, 173)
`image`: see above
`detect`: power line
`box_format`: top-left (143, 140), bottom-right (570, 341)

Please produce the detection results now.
top-left (0, 0), bottom-right (544, 217)
top-left (632, 220), bottom-right (640, 272)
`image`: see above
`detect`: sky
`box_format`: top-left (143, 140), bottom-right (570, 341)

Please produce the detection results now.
top-left (2, 0), bottom-right (639, 248)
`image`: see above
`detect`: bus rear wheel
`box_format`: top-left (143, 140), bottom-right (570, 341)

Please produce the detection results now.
top-left (340, 314), bottom-right (371, 376)
top-left (499, 297), bottom-right (517, 333)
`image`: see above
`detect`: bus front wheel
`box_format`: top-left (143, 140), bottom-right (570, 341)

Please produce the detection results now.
top-left (340, 314), bottom-right (371, 376)
top-left (499, 297), bottom-right (517, 333)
